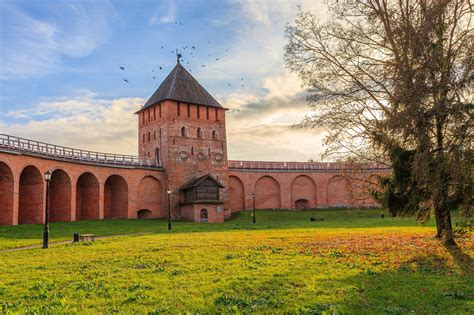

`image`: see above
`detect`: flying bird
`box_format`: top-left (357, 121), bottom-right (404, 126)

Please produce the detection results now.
top-left (119, 66), bottom-right (125, 70)
top-left (159, 66), bottom-right (162, 70)
top-left (153, 76), bottom-right (156, 79)
top-left (201, 65), bottom-right (206, 67)
top-left (192, 46), bottom-right (195, 49)
top-left (227, 83), bottom-right (231, 86)
top-left (123, 79), bottom-right (129, 83)
top-left (215, 58), bottom-right (219, 61)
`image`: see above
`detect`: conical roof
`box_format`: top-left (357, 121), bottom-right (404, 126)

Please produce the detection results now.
top-left (142, 63), bottom-right (222, 109)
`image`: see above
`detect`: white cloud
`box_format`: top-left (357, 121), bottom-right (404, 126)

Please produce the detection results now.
top-left (1, 93), bottom-right (142, 155)
top-left (149, 0), bottom-right (176, 25)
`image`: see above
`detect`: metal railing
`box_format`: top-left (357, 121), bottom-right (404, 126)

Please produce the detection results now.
top-left (228, 160), bottom-right (389, 171)
top-left (0, 134), bottom-right (160, 168)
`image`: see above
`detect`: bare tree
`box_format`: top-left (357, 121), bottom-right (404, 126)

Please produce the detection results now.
top-left (285, 0), bottom-right (473, 245)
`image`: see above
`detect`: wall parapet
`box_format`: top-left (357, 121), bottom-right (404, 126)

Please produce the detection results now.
top-left (0, 134), bottom-right (161, 168)
top-left (228, 160), bottom-right (390, 171)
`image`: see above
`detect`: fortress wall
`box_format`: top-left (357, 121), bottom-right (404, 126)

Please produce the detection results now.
top-left (228, 168), bottom-right (386, 211)
top-left (0, 150), bottom-right (165, 226)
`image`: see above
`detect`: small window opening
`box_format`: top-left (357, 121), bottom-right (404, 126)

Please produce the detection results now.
top-left (181, 126), bottom-right (186, 137)
top-left (197, 128), bottom-right (202, 138)
top-left (212, 130), bottom-right (217, 140)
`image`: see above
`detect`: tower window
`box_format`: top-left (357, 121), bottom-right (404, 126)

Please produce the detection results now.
top-left (197, 127), bottom-right (202, 139)
top-left (177, 102), bottom-right (181, 116)
top-left (197, 105), bottom-right (200, 118)
top-left (206, 107), bottom-right (209, 120)
top-left (142, 112), bottom-right (145, 125)
top-left (215, 108), bottom-right (218, 121)
top-left (191, 146), bottom-right (194, 155)
top-left (148, 132), bottom-right (151, 142)
top-left (187, 104), bottom-right (190, 117)
top-left (181, 126), bottom-right (186, 137)
top-left (159, 103), bottom-right (162, 118)
top-left (148, 109), bottom-right (151, 122)
top-left (153, 106), bottom-right (156, 120)
top-left (154, 130), bottom-right (156, 140)
top-left (212, 130), bottom-right (217, 140)
top-left (142, 134), bottom-right (145, 143)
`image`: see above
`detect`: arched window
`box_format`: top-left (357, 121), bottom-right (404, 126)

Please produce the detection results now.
top-left (181, 126), bottom-right (186, 137)
top-left (197, 128), bottom-right (202, 138)
top-left (200, 209), bottom-right (208, 222)
top-left (212, 130), bottom-right (217, 140)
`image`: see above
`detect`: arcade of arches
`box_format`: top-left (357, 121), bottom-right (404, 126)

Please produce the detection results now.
top-left (0, 155), bottom-right (381, 226)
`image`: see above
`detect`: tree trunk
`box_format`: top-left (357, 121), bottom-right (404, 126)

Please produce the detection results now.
top-left (434, 205), bottom-right (444, 238)
top-left (441, 208), bottom-right (456, 246)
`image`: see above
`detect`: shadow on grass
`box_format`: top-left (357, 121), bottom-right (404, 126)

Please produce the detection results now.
top-left (445, 244), bottom-right (474, 275)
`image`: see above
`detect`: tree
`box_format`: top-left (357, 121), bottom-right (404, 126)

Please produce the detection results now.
top-left (285, 0), bottom-right (472, 245)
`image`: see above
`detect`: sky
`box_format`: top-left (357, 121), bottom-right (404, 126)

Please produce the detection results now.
top-left (0, 0), bottom-right (328, 161)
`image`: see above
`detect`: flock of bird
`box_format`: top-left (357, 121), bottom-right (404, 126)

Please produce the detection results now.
top-left (118, 36), bottom-right (246, 90)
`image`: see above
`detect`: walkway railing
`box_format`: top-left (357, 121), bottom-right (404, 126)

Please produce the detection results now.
top-left (0, 134), bottom-right (161, 168)
top-left (228, 160), bottom-right (389, 171)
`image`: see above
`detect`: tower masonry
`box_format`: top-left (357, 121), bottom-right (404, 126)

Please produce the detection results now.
top-left (136, 62), bottom-right (230, 221)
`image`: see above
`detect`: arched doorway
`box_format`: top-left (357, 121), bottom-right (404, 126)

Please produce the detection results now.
top-left (76, 172), bottom-right (99, 221)
top-left (254, 176), bottom-right (281, 209)
top-left (295, 199), bottom-right (310, 209)
top-left (200, 208), bottom-right (208, 222)
top-left (104, 175), bottom-right (128, 219)
top-left (137, 209), bottom-right (153, 219)
top-left (291, 175), bottom-right (317, 209)
top-left (50, 169), bottom-right (71, 222)
top-left (327, 175), bottom-right (352, 207)
top-left (137, 176), bottom-right (162, 218)
top-left (229, 176), bottom-right (245, 211)
top-left (19, 165), bottom-right (43, 224)
top-left (0, 162), bottom-right (14, 225)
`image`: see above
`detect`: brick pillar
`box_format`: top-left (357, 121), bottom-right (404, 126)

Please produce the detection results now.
top-left (280, 179), bottom-right (291, 209)
top-left (71, 178), bottom-right (77, 221)
top-left (98, 181), bottom-right (104, 219)
top-left (12, 175), bottom-right (19, 225)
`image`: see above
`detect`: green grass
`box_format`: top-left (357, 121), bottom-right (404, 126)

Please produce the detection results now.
top-left (0, 209), bottom-right (472, 314)
top-left (0, 209), bottom-right (434, 250)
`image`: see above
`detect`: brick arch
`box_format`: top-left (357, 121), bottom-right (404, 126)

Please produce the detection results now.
top-left (76, 172), bottom-right (100, 221)
top-left (291, 175), bottom-right (317, 209)
top-left (327, 175), bottom-right (352, 207)
top-left (104, 175), bottom-right (128, 219)
top-left (49, 169), bottom-right (72, 222)
top-left (136, 175), bottom-right (162, 218)
top-left (229, 175), bottom-right (245, 211)
top-left (254, 175), bottom-right (281, 209)
top-left (19, 165), bottom-right (44, 224)
top-left (0, 161), bottom-right (14, 225)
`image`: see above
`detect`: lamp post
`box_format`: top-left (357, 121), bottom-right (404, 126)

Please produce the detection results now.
top-left (252, 192), bottom-right (256, 224)
top-left (167, 188), bottom-right (172, 230)
top-left (42, 170), bottom-right (51, 249)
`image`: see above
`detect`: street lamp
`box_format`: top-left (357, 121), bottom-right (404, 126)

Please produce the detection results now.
top-left (43, 170), bottom-right (51, 249)
top-left (167, 188), bottom-right (172, 230)
top-left (252, 192), bottom-right (256, 224)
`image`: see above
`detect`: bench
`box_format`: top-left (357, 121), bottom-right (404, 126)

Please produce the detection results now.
top-left (73, 233), bottom-right (95, 242)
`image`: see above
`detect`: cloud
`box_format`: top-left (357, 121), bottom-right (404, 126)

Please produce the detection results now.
top-left (149, 0), bottom-right (176, 25)
top-left (1, 93), bottom-right (143, 155)
top-left (0, 1), bottom-right (115, 79)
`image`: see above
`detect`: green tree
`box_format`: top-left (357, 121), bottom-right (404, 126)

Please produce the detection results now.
top-left (285, 0), bottom-right (472, 244)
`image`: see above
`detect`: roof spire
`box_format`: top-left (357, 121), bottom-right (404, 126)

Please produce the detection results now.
top-left (176, 49), bottom-right (182, 64)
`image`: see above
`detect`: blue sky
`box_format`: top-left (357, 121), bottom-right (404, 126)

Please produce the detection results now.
top-left (0, 0), bottom-right (328, 161)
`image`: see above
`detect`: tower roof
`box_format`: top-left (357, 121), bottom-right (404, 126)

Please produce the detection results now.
top-left (142, 63), bottom-right (222, 110)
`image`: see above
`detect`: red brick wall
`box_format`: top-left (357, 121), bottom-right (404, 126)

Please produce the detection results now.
top-left (137, 176), bottom-right (162, 217)
top-left (50, 169), bottom-right (71, 222)
top-left (229, 175), bottom-right (245, 211)
top-left (255, 175), bottom-right (281, 209)
top-left (0, 161), bottom-right (14, 225)
top-left (0, 151), bottom-right (165, 225)
top-left (228, 169), bottom-right (385, 211)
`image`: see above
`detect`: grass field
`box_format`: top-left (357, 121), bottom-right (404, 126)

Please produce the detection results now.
top-left (0, 209), bottom-right (472, 314)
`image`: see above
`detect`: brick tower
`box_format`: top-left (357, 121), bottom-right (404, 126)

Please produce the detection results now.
top-left (136, 61), bottom-right (230, 221)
